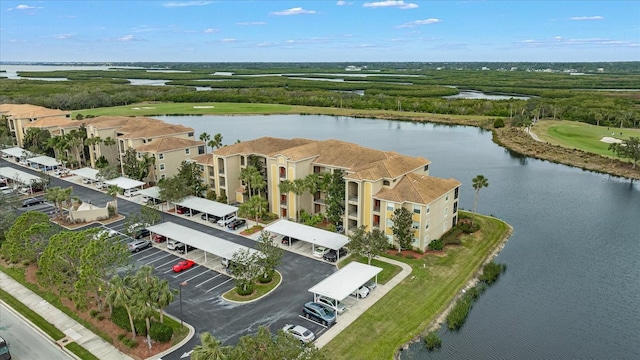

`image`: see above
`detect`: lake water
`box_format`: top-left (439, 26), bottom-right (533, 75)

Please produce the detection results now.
top-left (156, 114), bottom-right (640, 359)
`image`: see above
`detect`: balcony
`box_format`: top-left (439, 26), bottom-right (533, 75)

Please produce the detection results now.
top-left (348, 194), bottom-right (358, 203)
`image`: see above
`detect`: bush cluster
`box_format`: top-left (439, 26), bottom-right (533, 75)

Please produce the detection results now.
top-left (424, 331), bottom-right (442, 351)
top-left (479, 261), bottom-right (507, 285)
top-left (428, 239), bottom-right (443, 251)
top-left (111, 306), bottom-right (174, 342)
top-left (236, 284), bottom-right (255, 296)
top-left (493, 118), bottom-right (505, 128)
top-left (149, 322), bottom-right (174, 343)
top-left (459, 222), bottom-right (480, 234)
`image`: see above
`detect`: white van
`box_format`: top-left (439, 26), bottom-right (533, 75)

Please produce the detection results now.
top-left (217, 214), bottom-right (236, 227)
top-left (124, 188), bottom-right (140, 197)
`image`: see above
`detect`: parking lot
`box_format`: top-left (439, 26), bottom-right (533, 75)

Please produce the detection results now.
top-left (2, 158), bottom-right (384, 359)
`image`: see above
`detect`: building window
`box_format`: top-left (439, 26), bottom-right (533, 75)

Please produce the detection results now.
top-left (383, 180), bottom-right (390, 186)
top-left (158, 153), bottom-right (164, 160)
top-left (241, 157), bottom-right (245, 166)
top-left (198, 145), bottom-right (205, 154)
top-left (136, 152), bottom-right (141, 159)
top-left (188, 132), bottom-right (194, 137)
top-left (279, 167), bottom-right (286, 179)
top-left (453, 202), bottom-right (458, 213)
top-left (387, 204), bottom-right (394, 211)
top-left (160, 174), bottom-right (166, 179)
top-left (412, 221), bottom-right (420, 229)
top-left (426, 205), bottom-right (430, 214)
top-left (159, 163), bottom-right (165, 171)
top-left (444, 207), bottom-right (448, 217)
top-left (445, 194), bottom-right (449, 202)
top-left (425, 220), bottom-right (429, 229)
top-left (386, 219), bottom-right (393, 227)
top-left (413, 204), bottom-right (421, 214)
top-left (185, 148), bottom-right (190, 155)
top-left (454, 187), bottom-right (459, 199)
top-left (199, 165), bottom-right (204, 172)
top-left (424, 164), bottom-right (429, 171)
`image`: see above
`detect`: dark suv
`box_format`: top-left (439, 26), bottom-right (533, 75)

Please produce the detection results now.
top-left (302, 302), bottom-right (336, 326)
top-left (323, 247), bottom-right (348, 262)
top-left (22, 197), bottom-right (43, 207)
top-left (132, 228), bottom-right (150, 239)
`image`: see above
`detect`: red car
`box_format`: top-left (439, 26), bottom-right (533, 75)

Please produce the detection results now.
top-left (176, 206), bottom-right (186, 214)
top-left (172, 259), bottom-right (195, 272)
top-left (152, 234), bottom-right (167, 243)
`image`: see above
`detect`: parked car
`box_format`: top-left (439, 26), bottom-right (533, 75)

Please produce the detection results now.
top-left (200, 213), bottom-right (211, 220)
top-left (351, 285), bottom-right (370, 299)
top-left (227, 218), bottom-right (246, 230)
top-left (281, 236), bottom-right (298, 245)
top-left (365, 280), bottom-right (377, 291)
top-left (82, 178), bottom-right (94, 184)
top-left (312, 247), bottom-right (329, 258)
top-left (316, 296), bottom-right (347, 314)
top-left (124, 188), bottom-right (140, 197)
top-left (127, 240), bottom-right (151, 253)
top-left (172, 259), bottom-right (195, 272)
top-left (175, 243), bottom-right (196, 254)
top-left (323, 247), bottom-right (348, 262)
top-left (54, 168), bottom-right (69, 176)
top-left (207, 215), bottom-right (221, 224)
top-left (94, 182), bottom-right (105, 189)
top-left (217, 215), bottom-right (236, 227)
top-left (184, 209), bottom-right (201, 217)
top-left (152, 234), bottom-right (167, 243)
top-left (132, 228), bottom-right (150, 239)
top-left (167, 239), bottom-right (182, 251)
top-left (22, 197), bottom-right (43, 207)
top-left (93, 228), bottom-right (118, 239)
top-left (302, 302), bottom-right (336, 326)
top-left (281, 324), bottom-right (315, 344)
top-left (176, 206), bottom-right (187, 214)
top-left (0, 186), bottom-right (13, 195)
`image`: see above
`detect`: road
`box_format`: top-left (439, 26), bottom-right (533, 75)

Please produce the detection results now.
top-left (0, 302), bottom-right (73, 360)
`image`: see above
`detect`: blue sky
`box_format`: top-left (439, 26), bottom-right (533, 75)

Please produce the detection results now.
top-left (1, 1), bottom-right (638, 62)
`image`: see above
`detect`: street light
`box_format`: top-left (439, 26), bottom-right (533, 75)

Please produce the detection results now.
top-left (179, 281), bottom-right (188, 328)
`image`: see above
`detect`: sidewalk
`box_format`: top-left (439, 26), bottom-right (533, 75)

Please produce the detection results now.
top-left (0, 271), bottom-right (133, 360)
top-left (314, 256), bottom-right (412, 348)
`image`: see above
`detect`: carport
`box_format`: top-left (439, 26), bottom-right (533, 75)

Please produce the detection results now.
top-left (264, 219), bottom-right (349, 256)
top-left (308, 262), bottom-right (382, 311)
top-left (27, 155), bottom-right (60, 172)
top-left (139, 186), bottom-right (162, 204)
top-left (104, 177), bottom-right (145, 191)
top-left (146, 221), bottom-right (260, 264)
top-left (0, 166), bottom-right (41, 192)
top-left (174, 195), bottom-right (238, 219)
top-left (71, 167), bottom-right (99, 182)
top-left (1, 147), bottom-right (34, 162)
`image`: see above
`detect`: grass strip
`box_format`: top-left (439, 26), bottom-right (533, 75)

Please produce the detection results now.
top-left (0, 287), bottom-right (65, 340)
top-left (65, 342), bottom-right (100, 360)
top-left (323, 213), bottom-right (510, 360)
top-left (223, 271), bottom-right (282, 302)
top-left (0, 265), bottom-right (113, 343)
top-left (338, 256), bottom-right (402, 285)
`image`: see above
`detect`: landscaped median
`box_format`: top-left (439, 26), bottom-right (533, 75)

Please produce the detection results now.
top-left (322, 212), bottom-right (512, 360)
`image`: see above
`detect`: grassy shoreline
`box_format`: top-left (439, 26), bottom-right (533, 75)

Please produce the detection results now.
top-left (76, 102), bottom-right (640, 180)
top-left (323, 213), bottom-right (511, 360)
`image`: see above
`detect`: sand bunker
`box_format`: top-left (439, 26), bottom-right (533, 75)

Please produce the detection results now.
top-left (600, 136), bottom-right (623, 144)
top-left (193, 106), bottom-right (215, 109)
top-left (131, 107), bottom-right (155, 110)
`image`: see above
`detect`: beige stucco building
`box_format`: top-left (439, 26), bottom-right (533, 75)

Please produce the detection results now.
top-left (0, 104), bottom-right (71, 147)
top-left (199, 137), bottom-right (460, 251)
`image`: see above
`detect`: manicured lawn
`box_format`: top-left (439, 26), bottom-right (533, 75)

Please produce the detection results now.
top-left (323, 213), bottom-right (511, 360)
top-left (223, 271), bottom-right (282, 302)
top-left (0, 287), bottom-right (65, 340)
top-left (64, 343), bottom-right (100, 360)
top-left (337, 256), bottom-right (402, 285)
top-left (533, 120), bottom-right (640, 157)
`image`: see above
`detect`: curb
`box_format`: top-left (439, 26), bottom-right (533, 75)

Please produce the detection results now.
top-left (144, 313), bottom-right (196, 360)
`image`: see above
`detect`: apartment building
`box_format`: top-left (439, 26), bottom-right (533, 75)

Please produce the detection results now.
top-left (208, 137), bottom-right (461, 251)
top-left (0, 104), bottom-right (71, 147)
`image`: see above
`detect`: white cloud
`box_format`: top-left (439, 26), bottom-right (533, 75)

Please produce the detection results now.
top-left (221, 38), bottom-right (237, 43)
top-left (336, 1), bottom-right (352, 5)
top-left (203, 28), bottom-right (218, 33)
top-left (7, 4), bottom-right (41, 11)
top-left (570, 16), bottom-right (604, 21)
top-left (236, 21), bottom-right (266, 26)
top-left (363, 1), bottom-right (418, 9)
top-left (54, 34), bottom-right (74, 40)
top-left (271, 7), bottom-right (317, 16)
top-left (116, 34), bottom-right (139, 42)
top-left (521, 36), bottom-right (638, 48)
top-left (397, 18), bottom-right (441, 28)
top-left (163, 1), bottom-right (212, 8)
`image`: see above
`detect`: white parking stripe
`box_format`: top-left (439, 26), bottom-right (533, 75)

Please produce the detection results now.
top-left (137, 250), bottom-right (162, 261)
top-left (156, 258), bottom-right (179, 269)
top-left (195, 273), bottom-right (222, 287)
top-left (298, 315), bottom-right (330, 329)
top-left (144, 253), bottom-right (172, 264)
top-left (184, 270), bottom-right (210, 282)
top-left (206, 278), bottom-right (233, 293)
top-left (173, 265), bottom-right (199, 276)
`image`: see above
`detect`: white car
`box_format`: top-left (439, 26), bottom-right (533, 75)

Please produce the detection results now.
top-left (95, 182), bottom-right (105, 189)
top-left (54, 168), bottom-right (69, 176)
top-left (167, 239), bottom-right (183, 251)
top-left (316, 296), bottom-right (347, 314)
top-left (217, 215), bottom-right (236, 227)
top-left (82, 178), bottom-right (94, 184)
top-left (124, 188), bottom-right (140, 197)
top-left (281, 324), bottom-right (315, 344)
top-left (351, 285), bottom-right (370, 299)
top-left (313, 247), bottom-right (329, 258)
top-left (93, 228), bottom-right (118, 239)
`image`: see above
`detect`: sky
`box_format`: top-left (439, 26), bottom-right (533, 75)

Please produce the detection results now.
top-left (0, 0), bottom-right (639, 63)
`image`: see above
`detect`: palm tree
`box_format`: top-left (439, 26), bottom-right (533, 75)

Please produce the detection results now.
top-left (471, 175), bottom-right (489, 226)
top-left (279, 178), bottom-right (306, 222)
top-left (191, 332), bottom-right (228, 360)
top-left (209, 133), bottom-right (223, 150)
top-left (239, 166), bottom-right (262, 199)
top-left (107, 185), bottom-right (120, 215)
top-left (199, 132), bottom-right (211, 152)
top-left (105, 274), bottom-right (137, 339)
top-left (154, 279), bottom-right (176, 323)
top-left (103, 136), bottom-right (117, 164)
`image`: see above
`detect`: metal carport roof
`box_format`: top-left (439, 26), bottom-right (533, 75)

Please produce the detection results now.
top-left (0, 147), bottom-right (34, 158)
top-left (174, 195), bottom-right (238, 218)
top-left (264, 219), bottom-right (349, 250)
top-left (139, 186), bottom-right (160, 199)
top-left (70, 167), bottom-right (99, 181)
top-left (146, 221), bottom-right (260, 261)
top-left (308, 262), bottom-right (382, 301)
top-left (0, 167), bottom-right (41, 184)
top-left (27, 155), bottom-right (60, 168)
top-left (104, 177), bottom-right (145, 190)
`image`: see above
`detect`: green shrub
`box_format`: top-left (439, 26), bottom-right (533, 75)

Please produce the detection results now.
top-left (21, 260), bottom-right (30, 266)
top-left (258, 272), bottom-right (273, 284)
top-left (96, 314), bottom-right (105, 321)
top-left (149, 322), bottom-right (174, 343)
top-left (122, 338), bottom-right (138, 348)
top-left (89, 309), bottom-right (99, 318)
top-left (459, 222), bottom-right (479, 234)
top-left (442, 237), bottom-right (462, 246)
top-left (493, 118), bottom-right (505, 128)
top-left (405, 254), bottom-right (416, 259)
top-left (479, 261), bottom-right (507, 285)
top-left (424, 331), bottom-right (442, 351)
top-left (111, 306), bottom-right (146, 335)
top-left (117, 333), bottom-right (126, 341)
top-left (428, 239), bottom-right (443, 251)
top-left (446, 294), bottom-right (474, 331)
top-left (236, 283), bottom-right (255, 296)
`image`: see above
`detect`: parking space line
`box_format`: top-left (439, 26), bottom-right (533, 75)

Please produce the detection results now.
top-left (144, 253), bottom-right (172, 264)
top-left (195, 273), bottom-right (222, 287)
top-left (155, 258), bottom-right (179, 269)
top-left (137, 250), bottom-right (162, 261)
top-left (173, 266), bottom-right (199, 276)
top-left (206, 278), bottom-right (233, 293)
top-left (298, 315), bottom-right (329, 329)
top-left (184, 270), bottom-right (210, 282)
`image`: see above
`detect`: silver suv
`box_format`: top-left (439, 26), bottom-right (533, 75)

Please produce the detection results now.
top-left (127, 240), bottom-right (151, 253)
